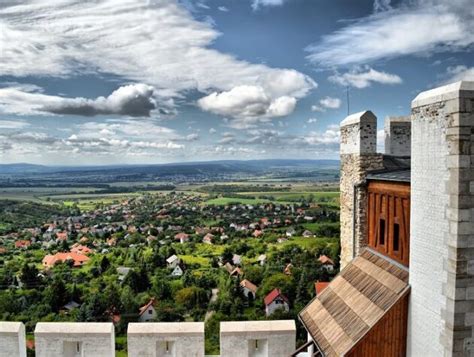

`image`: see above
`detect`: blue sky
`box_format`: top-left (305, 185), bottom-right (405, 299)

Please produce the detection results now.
top-left (0, 0), bottom-right (473, 165)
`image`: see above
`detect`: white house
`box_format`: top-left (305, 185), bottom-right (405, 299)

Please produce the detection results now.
top-left (166, 255), bottom-right (180, 269)
top-left (171, 265), bottom-right (184, 277)
top-left (139, 298), bottom-right (157, 322)
top-left (318, 255), bottom-right (335, 272)
top-left (232, 254), bottom-right (241, 266)
top-left (240, 279), bottom-right (257, 299)
top-left (264, 288), bottom-right (289, 316)
top-left (302, 230), bottom-right (314, 238)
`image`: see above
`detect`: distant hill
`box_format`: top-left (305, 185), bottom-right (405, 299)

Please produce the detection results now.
top-left (0, 159), bottom-right (340, 186)
top-left (0, 159), bottom-right (339, 174)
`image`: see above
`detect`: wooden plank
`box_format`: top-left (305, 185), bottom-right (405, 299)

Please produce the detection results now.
top-left (352, 256), bottom-right (407, 294)
top-left (330, 276), bottom-right (385, 327)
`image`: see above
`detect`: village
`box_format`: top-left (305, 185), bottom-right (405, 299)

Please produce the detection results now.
top-left (0, 190), bottom-right (340, 354)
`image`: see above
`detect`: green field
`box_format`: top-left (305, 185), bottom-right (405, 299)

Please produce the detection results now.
top-left (204, 197), bottom-right (271, 205)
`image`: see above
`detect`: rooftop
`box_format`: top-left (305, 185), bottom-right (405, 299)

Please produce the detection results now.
top-left (300, 248), bottom-right (410, 356)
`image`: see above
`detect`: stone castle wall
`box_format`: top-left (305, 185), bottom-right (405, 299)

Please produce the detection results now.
top-left (408, 82), bottom-right (474, 357)
top-left (0, 320), bottom-right (295, 357)
top-left (340, 153), bottom-right (383, 268)
top-left (339, 111), bottom-right (384, 268)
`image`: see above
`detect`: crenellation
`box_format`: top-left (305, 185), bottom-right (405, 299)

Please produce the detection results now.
top-left (384, 116), bottom-right (411, 156)
top-left (127, 322), bottom-right (205, 357)
top-left (0, 322), bottom-right (26, 357)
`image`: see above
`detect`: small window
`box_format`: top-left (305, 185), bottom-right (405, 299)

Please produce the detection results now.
top-left (379, 219), bottom-right (385, 245)
top-left (148, 309), bottom-right (152, 314)
top-left (393, 223), bottom-right (400, 251)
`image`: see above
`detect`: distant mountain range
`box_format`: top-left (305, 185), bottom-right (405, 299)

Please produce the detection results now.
top-left (0, 160), bottom-right (340, 186)
top-left (0, 160), bottom-right (339, 174)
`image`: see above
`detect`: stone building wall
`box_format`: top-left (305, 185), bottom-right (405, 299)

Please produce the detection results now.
top-left (339, 111), bottom-right (384, 268)
top-left (407, 81), bottom-right (474, 357)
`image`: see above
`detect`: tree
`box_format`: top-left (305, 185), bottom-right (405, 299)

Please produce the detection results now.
top-left (20, 263), bottom-right (40, 289)
top-left (100, 256), bottom-right (110, 273)
top-left (175, 287), bottom-right (209, 310)
top-left (44, 277), bottom-right (68, 312)
top-left (221, 247), bottom-right (233, 264)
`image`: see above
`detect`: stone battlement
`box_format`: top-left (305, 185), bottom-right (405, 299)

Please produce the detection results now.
top-left (0, 320), bottom-right (296, 357)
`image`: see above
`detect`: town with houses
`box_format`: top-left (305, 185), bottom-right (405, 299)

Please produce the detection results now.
top-left (0, 191), bottom-right (340, 355)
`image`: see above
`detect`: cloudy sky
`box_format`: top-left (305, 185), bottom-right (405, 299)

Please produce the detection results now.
top-left (0, 0), bottom-right (473, 165)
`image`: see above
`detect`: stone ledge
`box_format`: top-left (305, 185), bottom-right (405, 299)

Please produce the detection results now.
top-left (340, 110), bottom-right (376, 127)
top-left (0, 321), bottom-right (23, 334)
top-left (220, 320), bottom-right (296, 335)
top-left (128, 322), bottom-right (204, 336)
top-left (35, 322), bottom-right (114, 335)
top-left (412, 81), bottom-right (474, 108)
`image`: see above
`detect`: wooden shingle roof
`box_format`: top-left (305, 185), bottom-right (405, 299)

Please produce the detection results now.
top-left (299, 249), bottom-right (410, 357)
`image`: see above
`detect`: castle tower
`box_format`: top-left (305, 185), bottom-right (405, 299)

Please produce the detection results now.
top-left (384, 116), bottom-right (411, 157)
top-left (339, 111), bottom-right (383, 268)
top-left (408, 81), bottom-right (474, 356)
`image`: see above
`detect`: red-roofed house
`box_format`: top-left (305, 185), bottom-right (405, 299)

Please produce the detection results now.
top-left (56, 232), bottom-right (68, 241)
top-left (318, 255), bottom-right (335, 272)
top-left (70, 244), bottom-right (93, 255)
top-left (15, 240), bottom-right (31, 249)
top-left (202, 233), bottom-right (214, 244)
top-left (314, 281), bottom-right (330, 296)
top-left (264, 288), bottom-right (289, 316)
top-left (240, 279), bottom-right (258, 299)
top-left (42, 252), bottom-right (90, 268)
top-left (174, 232), bottom-right (189, 244)
top-left (139, 297), bottom-right (157, 322)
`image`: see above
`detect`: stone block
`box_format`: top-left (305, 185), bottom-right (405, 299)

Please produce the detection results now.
top-left (0, 322), bottom-right (26, 357)
top-left (220, 320), bottom-right (296, 357)
top-left (127, 322), bottom-right (204, 357)
top-left (34, 322), bottom-right (114, 357)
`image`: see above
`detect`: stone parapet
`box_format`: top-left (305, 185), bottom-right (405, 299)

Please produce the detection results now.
top-left (34, 322), bottom-right (115, 357)
top-left (220, 320), bottom-right (296, 357)
top-left (127, 322), bottom-right (204, 357)
top-left (0, 321), bottom-right (26, 357)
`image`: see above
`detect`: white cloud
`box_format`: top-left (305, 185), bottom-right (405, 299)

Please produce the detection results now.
top-left (329, 67), bottom-right (402, 89)
top-left (307, 118), bottom-right (318, 124)
top-left (312, 96), bottom-right (342, 112)
top-left (0, 84), bottom-right (166, 117)
top-left (306, 0), bottom-right (474, 66)
top-left (444, 65), bottom-right (474, 83)
top-left (186, 133), bottom-right (199, 141)
top-left (218, 132), bottom-right (236, 144)
top-left (0, 119), bottom-right (30, 129)
top-left (251, 0), bottom-right (287, 10)
top-left (218, 6), bottom-right (229, 12)
top-left (0, 0), bottom-right (314, 103)
top-left (302, 124), bottom-right (340, 146)
top-left (209, 128), bottom-right (217, 134)
top-left (373, 0), bottom-right (392, 13)
top-left (197, 85), bottom-right (297, 125)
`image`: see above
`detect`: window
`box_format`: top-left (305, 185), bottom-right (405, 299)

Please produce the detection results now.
top-left (148, 309), bottom-right (152, 314)
top-left (379, 219), bottom-right (385, 245)
top-left (393, 223), bottom-right (400, 251)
